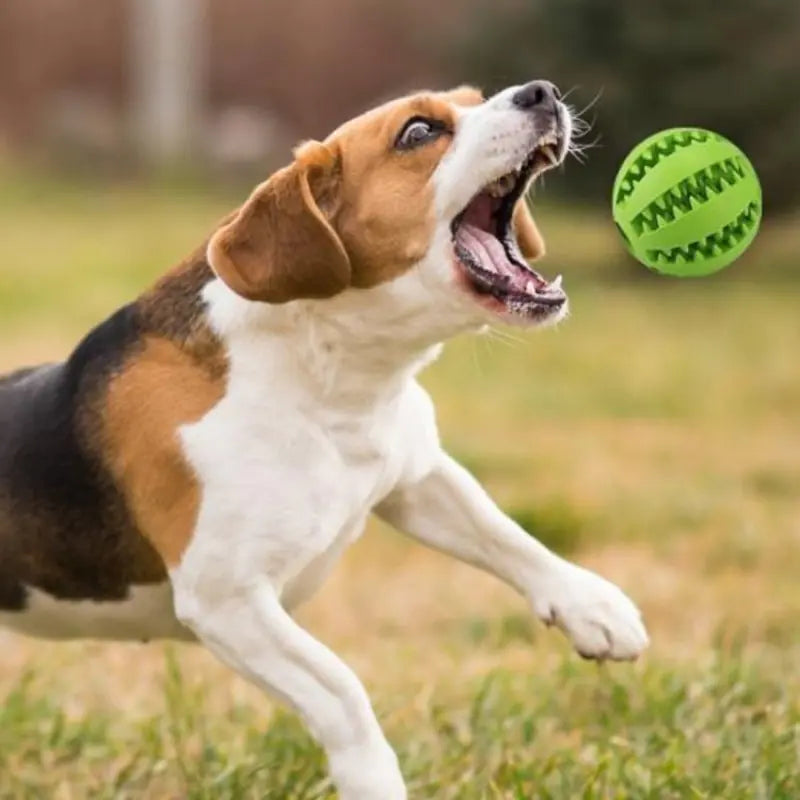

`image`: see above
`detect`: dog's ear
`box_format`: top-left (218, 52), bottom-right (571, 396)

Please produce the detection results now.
top-left (207, 142), bottom-right (351, 303)
top-left (444, 85), bottom-right (486, 107)
top-left (513, 198), bottom-right (546, 261)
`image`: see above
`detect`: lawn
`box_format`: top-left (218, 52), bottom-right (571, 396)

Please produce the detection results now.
top-left (0, 167), bottom-right (798, 799)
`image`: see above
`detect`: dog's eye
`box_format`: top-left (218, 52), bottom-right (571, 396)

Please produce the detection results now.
top-left (395, 118), bottom-right (443, 150)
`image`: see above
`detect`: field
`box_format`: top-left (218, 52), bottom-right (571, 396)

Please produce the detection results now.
top-left (0, 167), bottom-right (799, 799)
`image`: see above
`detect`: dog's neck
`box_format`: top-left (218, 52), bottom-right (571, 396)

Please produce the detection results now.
top-left (201, 277), bottom-right (470, 414)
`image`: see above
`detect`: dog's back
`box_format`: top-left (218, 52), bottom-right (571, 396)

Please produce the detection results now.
top-left (0, 257), bottom-right (218, 637)
top-left (0, 309), bottom-right (169, 618)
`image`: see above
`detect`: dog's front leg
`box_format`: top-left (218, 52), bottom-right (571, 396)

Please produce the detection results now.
top-left (377, 452), bottom-right (649, 660)
top-left (171, 572), bottom-right (406, 799)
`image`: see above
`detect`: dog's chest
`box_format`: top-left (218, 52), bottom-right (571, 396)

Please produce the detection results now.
top-left (185, 387), bottom-right (410, 528)
top-left (277, 410), bottom-right (405, 608)
top-left (180, 355), bottom-right (438, 607)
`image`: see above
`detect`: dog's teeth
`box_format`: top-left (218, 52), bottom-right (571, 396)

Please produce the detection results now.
top-left (488, 180), bottom-right (506, 197)
top-left (486, 173), bottom-right (517, 198)
top-left (539, 144), bottom-right (558, 166)
top-left (549, 274), bottom-right (563, 290)
top-left (526, 280), bottom-right (537, 294)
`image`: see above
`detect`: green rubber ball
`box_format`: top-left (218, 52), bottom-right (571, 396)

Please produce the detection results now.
top-left (612, 128), bottom-right (762, 276)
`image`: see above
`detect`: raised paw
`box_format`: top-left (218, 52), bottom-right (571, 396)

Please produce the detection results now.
top-left (530, 561), bottom-right (649, 661)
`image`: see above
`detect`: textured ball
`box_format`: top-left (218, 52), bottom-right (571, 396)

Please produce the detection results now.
top-left (612, 128), bottom-right (762, 276)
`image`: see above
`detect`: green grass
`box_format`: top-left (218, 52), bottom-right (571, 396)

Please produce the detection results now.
top-left (0, 165), bottom-right (799, 798)
top-left (2, 653), bottom-right (799, 798)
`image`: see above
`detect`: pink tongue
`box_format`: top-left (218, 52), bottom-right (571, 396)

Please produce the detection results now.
top-left (457, 224), bottom-right (516, 277)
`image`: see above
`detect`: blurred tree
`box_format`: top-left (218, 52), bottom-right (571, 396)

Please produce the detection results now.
top-left (452, 0), bottom-right (800, 213)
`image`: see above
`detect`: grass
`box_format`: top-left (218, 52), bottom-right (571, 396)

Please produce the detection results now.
top-left (3, 655), bottom-right (799, 799)
top-left (0, 166), bottom-right (799, 798)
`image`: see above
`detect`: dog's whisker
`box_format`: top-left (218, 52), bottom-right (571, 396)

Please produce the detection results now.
top-left (569, 150), bottom-right (587, 165)
top-left (567, 129), bottom-right (603, 166)
top-left (472, 336), bottom-right (490, 373)
top-left (485, 325), bottom-right (525, 347)
top-left (565, 107), bottom-right (595, 138)
top-left (570, 134), bottom-right (602, 153)
top-left (571, 88), bottom-right (604, 120)
top-left (570, 118), bottom-right (594, 137)
top-left (560, 85), bottom-right (581, 103)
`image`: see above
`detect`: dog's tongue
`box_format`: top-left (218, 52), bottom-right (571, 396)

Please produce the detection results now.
top-left (455, 223), bottom-right (515, 277)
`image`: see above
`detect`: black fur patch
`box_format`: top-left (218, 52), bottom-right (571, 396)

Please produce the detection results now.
top-left (0, 255), bottom-right (217, 611)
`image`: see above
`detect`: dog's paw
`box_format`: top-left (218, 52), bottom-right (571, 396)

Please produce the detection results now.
top-left (530, 562), bottom-right (649, 661)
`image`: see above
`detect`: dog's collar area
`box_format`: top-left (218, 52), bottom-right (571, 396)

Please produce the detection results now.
top-left (450, 138), bottom-right (566, 314)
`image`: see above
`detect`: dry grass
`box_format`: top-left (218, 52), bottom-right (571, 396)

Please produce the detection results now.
top-left (0, 169), bottom-right (798, 797)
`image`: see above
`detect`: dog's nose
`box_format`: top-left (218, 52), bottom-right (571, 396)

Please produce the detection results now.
top-left (512, 81), bottom-right (561, 111)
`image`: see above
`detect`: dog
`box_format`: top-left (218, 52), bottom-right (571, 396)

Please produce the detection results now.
top-left (0, 81), bottom-right (648, 798)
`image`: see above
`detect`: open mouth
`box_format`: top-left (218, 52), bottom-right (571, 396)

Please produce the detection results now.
top-left (451, 133), bottom-right (567, 320)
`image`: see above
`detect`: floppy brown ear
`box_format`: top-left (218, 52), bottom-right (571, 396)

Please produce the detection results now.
top-left (207, 145), bottom-right (351, 303)
top-left (513, 199), bottom-right (546, 261)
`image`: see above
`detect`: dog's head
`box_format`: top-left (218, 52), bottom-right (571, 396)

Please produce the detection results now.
top-left (208, 81), bottom-right (571, 331)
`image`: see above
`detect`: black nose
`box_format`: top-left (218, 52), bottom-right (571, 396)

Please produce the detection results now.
top-left (512, 80), bottom-right (561, 111)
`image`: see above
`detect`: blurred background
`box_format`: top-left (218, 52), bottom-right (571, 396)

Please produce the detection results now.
top-left (2, 0), bottom-right (800, 213)
top-left (0, 2), bottom-right (799, 797)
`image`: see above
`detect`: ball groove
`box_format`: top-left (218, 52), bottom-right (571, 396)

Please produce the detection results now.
top-left (631, 156), bottom-right (747, 236)
top-left (615, 129), bottom-right (716, 205)
top-left (646, 201), bottom-right (760, 266)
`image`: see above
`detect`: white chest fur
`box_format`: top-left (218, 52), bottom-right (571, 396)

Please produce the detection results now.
top-left (176, 281), bottom-right (442, 610)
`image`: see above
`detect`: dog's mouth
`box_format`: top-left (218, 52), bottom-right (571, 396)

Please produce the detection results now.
top-left (451, 133), bottom-right (567, 320)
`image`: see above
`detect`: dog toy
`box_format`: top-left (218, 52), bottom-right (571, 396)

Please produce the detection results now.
top-left (612, 128), bottom-right (761, 276)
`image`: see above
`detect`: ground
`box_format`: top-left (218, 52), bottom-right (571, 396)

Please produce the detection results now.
top-left (0, 166), bottom-right (798, 798)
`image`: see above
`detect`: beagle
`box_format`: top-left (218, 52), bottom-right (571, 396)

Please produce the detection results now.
top-left (0, 81), bottom-right (648, 798)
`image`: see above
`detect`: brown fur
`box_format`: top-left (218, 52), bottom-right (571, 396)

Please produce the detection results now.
top-left (98, 251), bottom-right (229, 568)
top-left (321, 94), bottom-right (463, 287)
top-left (102, 335), bottom-right (225, 566)
top-left (137, 251), bottom-right (227, 381)
top-left (207, 154), bottom-right (351, 303)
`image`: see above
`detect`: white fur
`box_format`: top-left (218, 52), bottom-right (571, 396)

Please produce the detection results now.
top-left (434, 84), bottom-right (573, 225)
top-left (0, 583), bottom-right (189, 641)
top-left (166, 85), bottom-right (647, 800)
